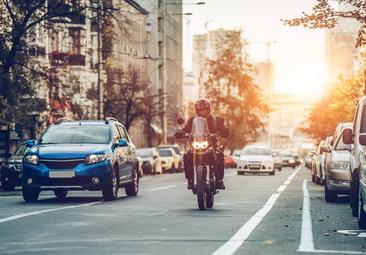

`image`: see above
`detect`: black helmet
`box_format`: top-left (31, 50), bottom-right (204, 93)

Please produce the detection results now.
top-left (195, 98), bottom-right (211, 118)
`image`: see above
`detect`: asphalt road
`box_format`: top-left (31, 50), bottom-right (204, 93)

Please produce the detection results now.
top-left (0, 166), bottom-right (365, 255)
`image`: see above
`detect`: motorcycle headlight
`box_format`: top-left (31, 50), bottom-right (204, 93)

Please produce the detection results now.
top-left (329, 161), bottom-right (349, 170)
top-left (85, 154), bottom-right (107, 165)
top-left (25, 155), bottom-right (39, 165)
top-left (192, 141), bottom-right (209, 150)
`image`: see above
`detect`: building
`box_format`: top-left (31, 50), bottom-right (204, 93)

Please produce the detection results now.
top-left (268, 94), bottom-right (316, 149)
top-left (324, 4), bottom-right (360, 84)
top-left (183, 71), bottom-right (199, 118)
top-left (252, 61), bottom-right (275, 98)
top-left (192, 28), bottom-right (231, 97)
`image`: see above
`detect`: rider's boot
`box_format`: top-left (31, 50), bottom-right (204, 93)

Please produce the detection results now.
top-left (216, 179), bottom-right (225, 189)
top-left (187, 179), bottom-right (194, 190)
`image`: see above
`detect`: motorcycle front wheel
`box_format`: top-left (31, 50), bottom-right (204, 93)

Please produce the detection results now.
top-left (196, 165), bottom-right (207, 210)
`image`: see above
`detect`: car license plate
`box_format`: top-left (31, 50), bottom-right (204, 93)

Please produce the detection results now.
top-left (49, 170), bottom-right (75, 178)
top-left (249, 164), bottom-right (261, 169)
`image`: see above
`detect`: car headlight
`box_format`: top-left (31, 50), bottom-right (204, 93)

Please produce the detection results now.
top-left (192, 141), bottom-right (209, 150)
top-left (25, 155), bottom-right (39, 165)
top-left (289, 159), bottom-right (295, 163)
top-left (85, 154), bottom-right (107, 165)
top-left (329, 161), bottom-right (349, 170)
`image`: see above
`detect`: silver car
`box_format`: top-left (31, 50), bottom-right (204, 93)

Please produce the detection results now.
top-left (322, 125), bottom-right (351, 202)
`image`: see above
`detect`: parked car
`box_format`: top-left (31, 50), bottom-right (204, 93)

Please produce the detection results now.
top-left (158, 148), bottom-right (179, 173)
top-left (21, 117), bottom-right (140, 202)
top-left (320, 136), bottom-right (333, 185)
top-left (293, 153), bottom-right (302, 166)
top-left (322, 125), bottom-right (352, 202)
top-left (224, 155), bottom-right (237, 168)
top-left (312, 141), bottom-right (325, 184)
top-left (137, 148), bottom-right (162, 174)
top-left (271, 150), bottom-right (282, 171)
top-left (304, 152), bottom-right (314, 169)
top-left (0, 142), bottom-right (29, 191)
top-left (158, 144), bottom-right (182, 171)
top-left (343, 96), bottom-right (366, 228)
top-left (237, 145), bottom-right (275, 175)
top-left (279, 150), bottom-right (296, 168)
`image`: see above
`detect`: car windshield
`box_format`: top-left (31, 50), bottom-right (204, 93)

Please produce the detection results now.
top-left (280, 152), bottom-right (293, 157)
top-left (242, 147), bottom-right (271, 156)
top-left (159, 150), bottom-right (172, 157)
top-left (14, 144), bottom-right (28, 156)
top-left (137, 149), bottom-right (153, 158)
top-left (39, 125), bottom-right (111, 144)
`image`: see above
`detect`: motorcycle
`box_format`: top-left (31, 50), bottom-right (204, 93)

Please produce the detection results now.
top-left (176, 116), bottom-right (220, 210)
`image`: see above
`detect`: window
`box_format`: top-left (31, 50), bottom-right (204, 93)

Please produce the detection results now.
top-left (69, 28), bottom-right (81, 55)
top-left (113, 125), bottom-right (122, 143)
top-left (158, 17), bottom-right (163, 32)
top-left (117, 125), bottom-right (130, 142)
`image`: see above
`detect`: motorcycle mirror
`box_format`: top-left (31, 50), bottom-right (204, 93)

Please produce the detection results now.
top-left (176, 117), bottom-right (185, 125)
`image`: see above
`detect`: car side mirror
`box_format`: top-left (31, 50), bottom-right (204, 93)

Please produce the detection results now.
top-left (25, 140), bottom-right (36, 148)
top-left (359, 133), bottom-right (366, 146)
top-left (342, 128), bottom-right (353, 145)
top-left (117, 139), bottom-right (128, 147)
top-left (320, 145), bottom-right (331, 153)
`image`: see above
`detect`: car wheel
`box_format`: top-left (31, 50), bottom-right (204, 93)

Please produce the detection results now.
top-left (237, 171), bottom-right (244, 175)
top-left (269, 170), bottom-right (275, 176)
top-left (1, 181), bottom-right (15, 191)
top-left (324, 183), bottom-right (337, 203)
top-left (278, 167), bottom-right (282, 171)
top-left (22, 186), bottom-right (40, 203)
top-left (170, 164), bottom-right (176, 173)
top-left (351, 174), bottom-right (359, 217)
top-left (54, 189), bottom-right (68, 199)
top-left (125, 166), bottom-right (139, 196)
top-left (358, 190), bottom-right (366, 229)
top-left (103, 167), bottom-right (119, 201)
top-left (315, 176), bottom-right (321, 185)
top-left (312, 174), bottom-right (316, 183)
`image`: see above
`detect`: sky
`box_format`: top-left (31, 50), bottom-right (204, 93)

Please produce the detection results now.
top-left (183, 0), bottom-right (326, 97)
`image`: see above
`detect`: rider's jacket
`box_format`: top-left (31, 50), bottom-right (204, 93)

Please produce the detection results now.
top-left (180, 115), bottom-right (228, 137)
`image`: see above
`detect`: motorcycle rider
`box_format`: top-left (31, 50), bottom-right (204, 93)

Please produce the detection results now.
top-left (175, 98), bottom-right (229, 190)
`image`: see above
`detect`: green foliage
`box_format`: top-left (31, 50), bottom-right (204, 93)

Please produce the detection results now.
top-left (283, 0), bottom-right (366, 47)
top-left (204, 30), bottom-right (269, 150)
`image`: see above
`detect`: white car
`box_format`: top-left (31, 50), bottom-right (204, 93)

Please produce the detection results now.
top-left (158, 148), bottom-right (179, 173)
top-left (158, 144), bottom-right (183, 171)
top-left (237, 145), bottom-right (275, 175)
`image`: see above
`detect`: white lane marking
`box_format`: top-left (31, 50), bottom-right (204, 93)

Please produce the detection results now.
top-left (0, 202), bottom-right (100, 224)
top-left (301, 250), bottom-right (366, 254)
top-left (358, 233), bottom-right (366, 238)
top-left (276, 185), bottom-right (286, 192)
top-left (149, 185), bottom-right (177, 192)
top-left (298, 180), bottom-right (314, 252)
top-left (298, 181), bottom-right (366, 254)
top-left (212, 168), bottom-right (300, 255)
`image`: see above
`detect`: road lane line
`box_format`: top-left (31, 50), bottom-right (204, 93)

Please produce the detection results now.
top-left (149, 185), bottom-right (177, 192)
top-left (298, 181), bottom-right (366, 254)
top-left (0, 202), bottom-right (101, 224)
top-left (212, 168), bottom-right (300, 255)
top-left (298, 180), bottom-right (314, 252)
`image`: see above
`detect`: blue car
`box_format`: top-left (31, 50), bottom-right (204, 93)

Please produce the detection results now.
top-left (22, 117), bottom-right (139, 202)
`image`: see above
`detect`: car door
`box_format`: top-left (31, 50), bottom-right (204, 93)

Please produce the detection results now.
top-left (112, 125), bottom-right (128, 182)
top-left (117, 125), bottom-right (135, 180)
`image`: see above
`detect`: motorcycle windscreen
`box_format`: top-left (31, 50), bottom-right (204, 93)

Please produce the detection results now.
top-left (190, 117), bottom-right (210, 138)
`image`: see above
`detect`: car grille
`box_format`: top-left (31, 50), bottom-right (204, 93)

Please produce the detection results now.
top-left (14, 163), bottom-right (22, 171)
top-left (40, 159), bottom-right (84, 169)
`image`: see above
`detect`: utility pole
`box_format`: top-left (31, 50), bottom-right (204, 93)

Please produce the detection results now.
top-left (161, 0), bottom-right (168, 144)
top-left (97, 0), bottom-right (104, 120)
